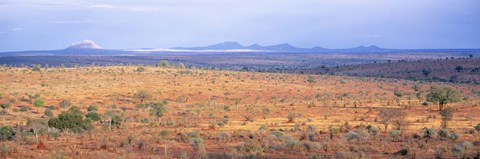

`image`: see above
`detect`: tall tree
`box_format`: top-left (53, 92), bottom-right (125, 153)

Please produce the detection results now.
top-left (426, 86), bottom-right (462, 110)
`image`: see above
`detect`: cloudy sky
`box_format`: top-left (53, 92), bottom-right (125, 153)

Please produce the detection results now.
top-left (0, 0), bottom-right (479, 51)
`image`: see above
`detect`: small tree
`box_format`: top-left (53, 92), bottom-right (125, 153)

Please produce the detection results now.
top-left (234, 98), bottom-right (242, 110)
top-left (44, 109), bottom-right (53, 117)
top-left (329, 127), bottom-right (340, 140)
top-left (59, 99), bottom-right (71, 111)
top-left (378, 109), bottom-right (407, 131)
top-left (190, 137), bottom-right (204, 152)
top-left (422, 69), bottom-right (431, 77)
top-left (287, 112), bottom-right (295, 123)
top-left (439, 107), bottom-right (454, 129)
top-left (136, 66), bottom-right (145, 72)
top-left (426, 86), bottom-right (462, 110)
top-left (150, 102), bottom-right (167, 122)
top-left (33, 99), bottom-right (45, 113)
top-left (26, 119), bottom-right (48, 143)
top-left (134, 90), bottom-right (151, 104)
top-left (0, 126), bottom-right (15, 141)
top-left (32, 65), bottom-right (41, 72)
top-left (159, 130), bottom-right (170, 157)
top-left (455, 65), bottom-right (463, 72)
top-left (158, 60), bottom-right (170, 67)
top-left (178, 63), bottom-right (185, 69)
top-left (262, 108), bottom-right (270, 119)
top-left (87, 105), bottom-right (97, 112)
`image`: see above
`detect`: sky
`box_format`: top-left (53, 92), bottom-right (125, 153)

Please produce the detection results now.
top-left (0, 0), bottom-right (479, 51)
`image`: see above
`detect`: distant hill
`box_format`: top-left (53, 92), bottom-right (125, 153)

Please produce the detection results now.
top-left (1, 40), bottom-right (480, 56)
top-left (287, 57), bottom-right (480, 84)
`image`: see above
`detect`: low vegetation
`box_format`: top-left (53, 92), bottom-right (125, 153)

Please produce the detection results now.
top-left (0, 65), bottom-right (478, 158)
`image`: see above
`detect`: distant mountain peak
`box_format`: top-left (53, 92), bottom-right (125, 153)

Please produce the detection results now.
top-left (247, 43), bottom-right (263, 49)
top-left (265, 43), bottom-right (299, 50)
top-left (67, 39), bottom-right (101, 49)
top-left (208, 41), bottom-right (244, 48)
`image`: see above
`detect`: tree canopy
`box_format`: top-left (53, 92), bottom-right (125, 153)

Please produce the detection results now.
top-left (426, 86), bottom-right (462, 110)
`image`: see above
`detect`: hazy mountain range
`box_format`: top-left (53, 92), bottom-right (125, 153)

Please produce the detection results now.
top-left (1, 40), bottom-right (479, 56)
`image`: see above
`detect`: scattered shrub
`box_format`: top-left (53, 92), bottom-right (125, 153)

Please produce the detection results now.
top-left (438, 129), bottom-right (449, 139)
top-left (344, 131), bottom-right (358, 141)
top-left (85, 112), bottom-right (102, 121)
top-left (0, 103), bottom-right (10, 109)
top-left (474, 123), bottom-right (480, 132)
top-left (423, 128), bottom-right (436, 139)
top-left (110, 115), bottom-right (122, 126)
top-left (449, 132), bottom-right (460, 141)
top-left (43, 109), bottom-right (53, 117)
top-left (329, 127), bottom-right (340, 139)
top-left (136, 66), bottom-right (145, 72)
top-left (389, 130), bottom-right (401, 141)
top-left (394, 148), bottom-right (408, 156)
top-left (0, 126), bottom-right (15, 141)
top-left (287, 112), bottom-right (295, 122)
top-left (48, 112), bottom-right (91, 133)
top-left (367, 126), bottom-right (379, 136)
top-left (87, 105), bottom-right (97, 112)
top-left (190, 137), bottom-right (204, 151)
top-left (452, 141), bottom-right (474, 158)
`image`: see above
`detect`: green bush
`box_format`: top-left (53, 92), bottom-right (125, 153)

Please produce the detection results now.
top-left (0, 126), bottom-right (15, 141)
top-left (67, 106), bottom-right (83, 115)
top-left (0, 103), bottom-right (11, 109)
top-left (452, 141), bottom-right (474, 157)
top-left (389, 130), bottom-right (401, 141)
top-left (329, 127), bottom-right (340, 139)
top-left (44, 109), bottom-right (53, 117)
top-left (20, 107), bottom-right (28, 112)
top-left (394, 148), bottom-right (408, 156)
top-left (85, 112), bottom-right (102, 121)
top-left (474, 123), bottom-right (480, 132)
top-left (423, 128), bottom-right (436, 138)
top-left (449, 132), bottom-right (460, 141)
top-left (438, 129), bottom-right (449, 139)
top-left (344, 131), bottom-right (358, 141)
top-left (48, 112), bottom-right (91, 133)
top-left (149, 103), bottom-right (167, 120)
top-left (190, 137), bottom-right (204, 151)
top-left (287, 112), bottom-right (295, 122)
top-left (110, 115), bottom-right (122, 126)
top-left (87, 105), bottom-right (97, 112)
top-left (367, 126), bottom-right (379, 136)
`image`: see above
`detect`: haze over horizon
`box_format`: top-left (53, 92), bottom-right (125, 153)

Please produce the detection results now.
top-left (1, 0), bottom-right (479, 52)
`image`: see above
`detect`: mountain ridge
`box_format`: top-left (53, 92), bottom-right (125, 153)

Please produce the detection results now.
top-left (1, 40), bottom-right (480, 56)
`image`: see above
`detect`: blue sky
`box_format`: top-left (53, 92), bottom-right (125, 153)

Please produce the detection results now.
top-left (0, 0), bottom-right (479, 51)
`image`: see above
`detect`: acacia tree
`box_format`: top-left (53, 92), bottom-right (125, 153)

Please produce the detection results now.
top-left (134, 90), bottom-right (151, 104)
top-left (378, 109), bottom-right (407, 131)
top-left (426, 86), bottom-right (462, 111)
top-left (33, 99), bottom-right (45, 113)
top-left (149, 102), bottom-right (167, 122)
